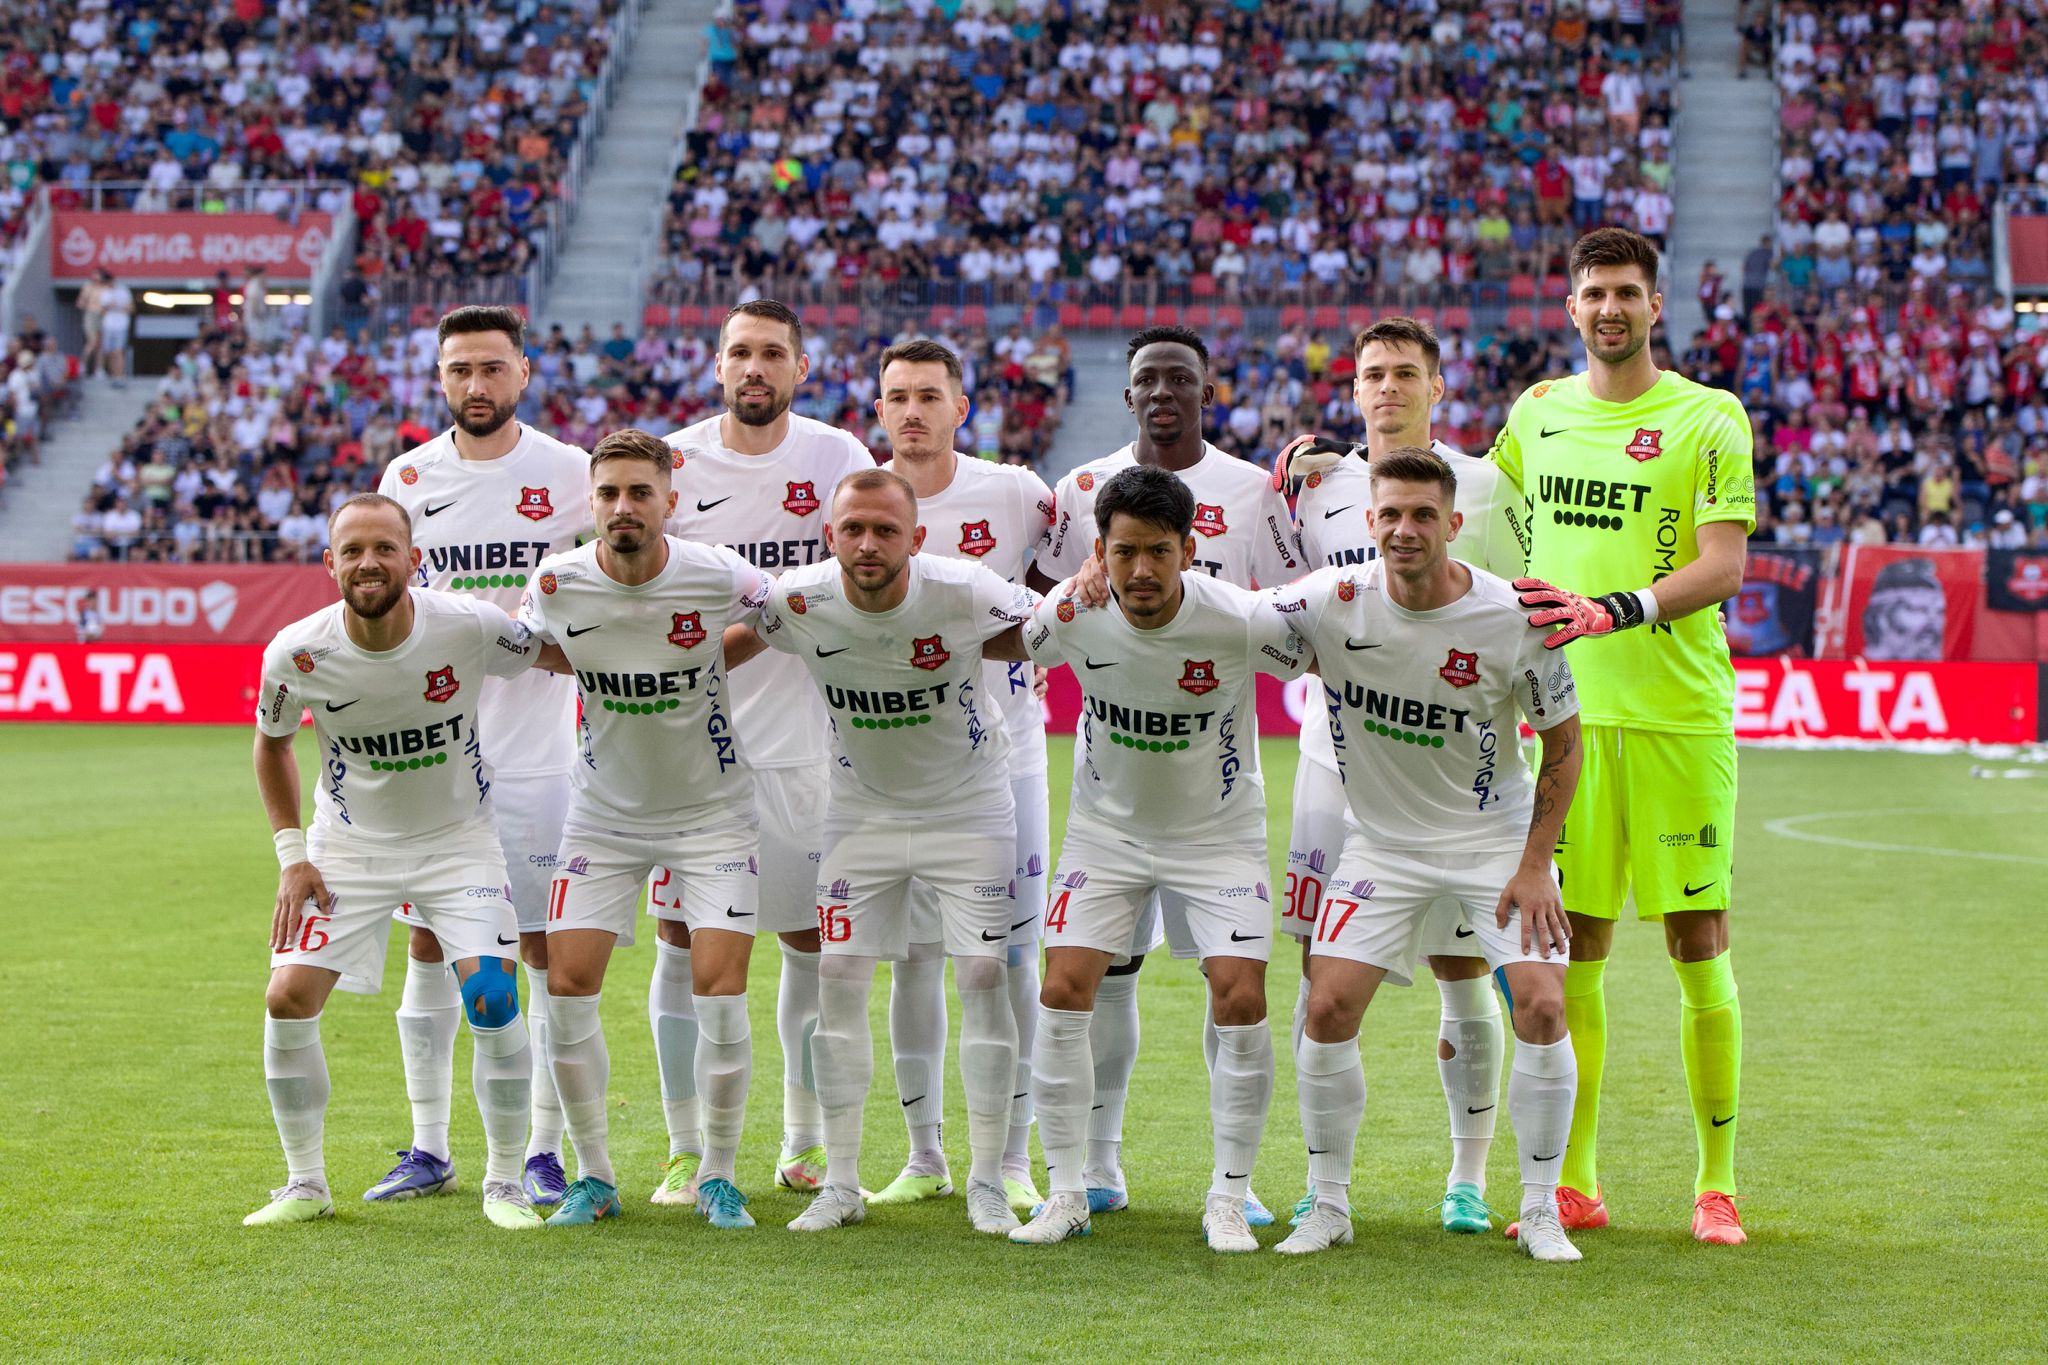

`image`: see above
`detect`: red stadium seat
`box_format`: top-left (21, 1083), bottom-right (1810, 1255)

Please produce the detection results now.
top-left (1311, 305), bottom-right (1341, 330)
top-left (1190, 273), bottom-right (1218, 299)
top-left (1057, 302), bottom-right (1084, 328)
top-left (1216, 305), bottom-right (1245, 329)
top-left (1279, 305), bottom-right (1307, 329)
top-left (1345, 307), bottom-right (1375, 334)
top-left (1505, 305), bottom-right (1536, 330)
top-left (642, 304), bottom-right (672, 330)
top-left (1439, 306), bottom-right (1472, 333)
top-left (800, 305), bottom-right (830, 329)
top-left (1183, 304), bottom-right (1213, 329)
top-left (1508, 274), bottom-right (1537, 301)
top-left (1409, 306), bottom-right (1435, 328)
top-left (1148, 305), bottom-right (1179, 327)
top-left (1085, 303), bottom-right (1116, 329)
top-left (675, 304), bottom-right (707, 329)
top-left (832, 304), bottom-right (862, 328)
top-left (1541, 274), bottom-right (1567, 300)
top-left (959, 304), bottom-right (987, 329)
top-left (1119, 304), bottom-right (1148, 329)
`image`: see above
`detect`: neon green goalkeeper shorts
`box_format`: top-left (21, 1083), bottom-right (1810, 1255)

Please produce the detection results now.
top-left (1553, 725), bottom-right (1737, 920)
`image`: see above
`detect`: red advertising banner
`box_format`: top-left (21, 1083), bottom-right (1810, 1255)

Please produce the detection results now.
top-left (0, 564), bottom-right (336, 644)
top-left (0, 644), bottom-right (266, 722)
top-left (2009, 215), bottom-right (2048, 292)
top-left (1732, 657), bottom-right (2037, 743)
top-left (1833, 544), bottom-right (1983, 661)
top-left (50, 211), bottom-right (335, 282)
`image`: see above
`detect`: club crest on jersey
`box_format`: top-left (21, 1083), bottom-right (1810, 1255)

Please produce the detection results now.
top-left (958, 520), bottom-right (997, 556)
top-left (398, 466), bottom-right (419, 486)
top-left (516, 486), bottom-right (554, 521)
top-left (1529, 381), bottom-right (1553, 399)
top-left (1056, 599), bottom-right (1076, 623)
top-left (1191, 503), bottom-right (1228, 537)
top-left (669, 446), bottom-right (686, 469)
top-left (910, 635), bottom-right (951, 670)
top-left (1305, 472), bottom-right (1322, 490)
top-left (423, 665), bottom-right (460, 703)
top-left (783, 481), bottom-right (821, 516)
top-left (1179, 659), bottom-right (1219, 695)
top-left (538, 572), bottom-right (558, 595)
top-left (1076, 472), bottom-right (1095, 492)
top-left (291, 649), bottom-right (315, 674)
top-left (668, 611), bottom-right (707, 649)
top-left (1439, 649), bottom-right (1480, 689)
top-left (786, 592), bottom-right (808, 615)
top-left (1624, 428), bottom-right (1664, 463)
top-left (1336, 578), bottom-right (1357, 602)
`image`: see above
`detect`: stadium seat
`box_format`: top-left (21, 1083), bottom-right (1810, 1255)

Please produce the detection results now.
top-left (1057, 303), bottom-right (1084, 328)
top-left (1120, 304), bottom-right (1148, 329)
top-left (1505, 306), bottom-right (1536, 331)
top-left (1508, 274), bottom-right (1537, 302)
top-left (1183, 304), bottom-right (1214, 329)
top-left (1440, 306), bottom-right (1472, 333)
top-left (800, 305), bottom-right (830, 330)
top-left (1216, 305), bottom-right (1246, 330)
top-left (675, 304), bottom-right (707, 329)
top-left (641, 304), bottom-right (672, 330)
top-left (1279, 305), bottom-right (1308, 330)
top-left (1311, 305), bottom-right (1341, 330)
top-left (1085, 303), bottom-right (1116, 330)
top-left (959, 304), bottom-right (987, 329)
top-left (832, 304), bottom-right (862, 329)
top-left (1190, 273), bottom-right (1218, 299)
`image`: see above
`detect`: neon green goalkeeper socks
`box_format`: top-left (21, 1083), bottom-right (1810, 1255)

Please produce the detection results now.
top-left (1671, 951), bottom-right (1742, 1197)
top-left (1559, 958), bottom-right (1607, 1194)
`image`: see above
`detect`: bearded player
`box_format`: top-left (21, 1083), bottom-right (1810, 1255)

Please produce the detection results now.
top-left (1492, 227), bottom-right (1756, 1245)
top-left (375, 307), bottom-right (592, 1207)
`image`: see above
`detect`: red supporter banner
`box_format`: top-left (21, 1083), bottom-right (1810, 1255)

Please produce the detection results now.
top-left (1833, 544), bottom-right (1983, 661)
top-left (1732, 657), bottom-right (2037, 743)
top-left (0, 564), bottom-right (336, 644)
top-left (0, 644), bottom-right (265, 723)
top-left (2009, 215), bottom-right (2048, 292)
top-left (50, 211), bottom-right (334, 282)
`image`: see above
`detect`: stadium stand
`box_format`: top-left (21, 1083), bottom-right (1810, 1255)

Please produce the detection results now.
top-left (0, 325), bottom-right (77, 506)
top-left (1735, 0), bottom-right (2048, 549)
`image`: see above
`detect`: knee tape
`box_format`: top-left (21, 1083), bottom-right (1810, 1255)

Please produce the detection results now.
top-left (462, 959), bottom-right (521, 1030)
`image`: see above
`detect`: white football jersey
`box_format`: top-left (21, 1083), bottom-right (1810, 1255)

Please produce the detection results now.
top-left (1037, 443), bottom-right (1303, 588)
top-left (663, 412), bottom-right (876, 769)
top-left (1293, 439), bottom-right (1529, 771)
top-left (756, 555), bottom-right (1035, 821)
top-left (886, 452), bottom-right (1056, 775)
top-left (1025, 571), bottom-right (1307, 845)
top-left (1264, 562), bottom-right (1577, 856)
top-left (256, 591), bottom-right (541, 853)
top-left (377, 424), bottom-right (592, 781)
top-left (519, 537), bottom-right (773, 834)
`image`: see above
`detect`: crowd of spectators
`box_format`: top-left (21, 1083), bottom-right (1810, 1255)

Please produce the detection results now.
top-left (1713, 0), bottom-right (2048, 550)
top-left (649, 0), bottom-right (1683, 322)
top-left (2, 0), bottom-right (623, 297)
top-left (66, 309), bottom-right (1071, 563)
top-left (0, 321), bottom-right (77, 505)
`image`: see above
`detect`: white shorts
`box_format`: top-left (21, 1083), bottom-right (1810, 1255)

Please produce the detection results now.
top-left (544, 817), bottom-right (760, 947)
top-left (753, 763), bottom-right (830, 935)
top-left (905, 766), bottom-right (1050, 949)
top-left (819, 815), bottom-right (1014, 963)
top-left (1045, 820), bottom-right (1274, 964)
top-left (280, 834), bottom-right (513, 996)
top-left (389, 770), bottom-right (569, 934)
top-left (1308, 843), bottom-right (1560, 987)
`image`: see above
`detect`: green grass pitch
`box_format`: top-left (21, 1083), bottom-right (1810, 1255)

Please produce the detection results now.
top-left (3, 725), bottom-right (2044, 1361)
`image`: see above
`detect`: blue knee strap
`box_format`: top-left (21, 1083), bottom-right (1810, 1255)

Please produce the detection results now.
top-left (1492, 965), bottom-right (1515, 1022)
top-left (462, 959), bottom-right (520, 1029)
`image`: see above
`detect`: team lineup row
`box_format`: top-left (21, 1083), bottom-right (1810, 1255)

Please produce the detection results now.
top-left (249, 228), bottom-right (1758, 1256)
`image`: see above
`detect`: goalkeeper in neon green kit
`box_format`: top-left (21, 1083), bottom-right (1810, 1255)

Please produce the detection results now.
top-left (1490, 227), bottom-right (1754, 1246)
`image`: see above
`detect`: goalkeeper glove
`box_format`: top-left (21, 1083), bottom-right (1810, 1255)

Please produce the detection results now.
top-left (1270, 435), bottom-right (1360, 494)
top-left (1514, 578), bottom-right (1659, 649)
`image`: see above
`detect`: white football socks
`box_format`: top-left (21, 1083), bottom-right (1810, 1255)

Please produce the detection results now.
top-left (1031, 1007), bottom-right (1093, 1196)
top-left (813, 954), bottom-right (877, 1194)
top-left (777, 942), bottom-right (823, 1154)
top-left (1296, 1033), bottom-right (1364, 1213)
top-left (395, 956), bottom-right (457, 1160)
top-left (889, 943), bottom-right (948, 1162)
top-left (523, 963), bottom-right (566, 1161)
top-left (649, 941), bottom-right (702, 1159)
top-left (469, 1014), bottom-right (533, 1185)
top-left (1209, 1022), bottom-right (1274, 1201)
top-left (1004, 948), bottom-right (1040, 1176)
top-left (1509, 1035), bottom-right (1577, 1213)
top-left (1437, 974), bottom-right (1503, 1192)
top-left (693, 993), bottom-right (752, 1186)
top-left (1290, 972), bottom-right (1311, 1060)
top-left (1085, 971), bottom-right (1140, 1184)
top-left (264, 1013), bottom-right (329, 1190)
top-left (546, 991), bottom-right (613, 1186)
top-left (954, 955), bottom-right (1019, 1190)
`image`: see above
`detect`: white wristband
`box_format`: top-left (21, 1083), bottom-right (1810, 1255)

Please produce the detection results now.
top-left (1636, 589), bottom-right (1661, 628)
top-left (274, 828), bottom-right (308, 869)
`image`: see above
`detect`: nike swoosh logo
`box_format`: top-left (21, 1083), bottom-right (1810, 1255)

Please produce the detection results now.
top-left (1466, 1104), bottom-right (1495, 1115)
top-left (565, 624), bottom-right (601, 637)
top-left (1711, 1114), bottom-right (1735, 1127)
top-left (901, 1094), bottom-right (925, 1108)
top-left (1084, 658), bottom-right (1118, 669)
top-left (1539, 427), bottom-right (1570, 439)
top-left (496, 934), bottom-right (518, 946)
top-left (1228, 930), bottom-right (1263, 942)
top-left (1224, 1171), bottom-right (1248, 1180)
top-left (726, 907), bottom-right (754, 917)
top-left (981, 928), bottom-right (1006, 941)
top-left (423, 501), bottom-right (457, 516)
top-left (1323, 506), bottom-right (1353, 519)
top-left (696, 496), bottom-right (732, 512)
top-left (1533, 1151), bottom-right (1560, 1161)
top-left (816, 646), bottom-right (849, 657)
top-left (1684, 881), bottom-right (1715, 897)
top-left (1307, 1147), bottom-right (1328, 1155)
top-left (324, 700), bottom-right (359, 711)
top-left (1344, 640), bottom-right (1381, 651)
top-left (1011, 917), bottom-right (1037, 932)
top-left (1454, 925), bottom-right (1475, 938)
top-left (1013, 1092), bottom-right (1030, 1100)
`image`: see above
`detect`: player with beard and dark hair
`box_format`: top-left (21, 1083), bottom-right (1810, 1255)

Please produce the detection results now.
top-left (374, 306), bottom-right (593, 1210)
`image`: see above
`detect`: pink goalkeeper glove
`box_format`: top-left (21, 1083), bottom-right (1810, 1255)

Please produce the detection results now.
top-left (1514, 578), bottom-right (1652, 649)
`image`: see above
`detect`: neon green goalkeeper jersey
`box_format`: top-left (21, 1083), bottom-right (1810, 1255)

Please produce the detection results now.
top-left (1489, 369), bottom-right (1756, 733)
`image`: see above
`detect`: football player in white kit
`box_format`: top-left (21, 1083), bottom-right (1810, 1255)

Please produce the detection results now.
top-left (1271, 317), bottom-right (1532, 1233)
top-left (374, 307), bottom-right (592, 1208)
top-left (1012, 465), bottom-right (1308, 1252)
top-left (1028, 327), bottom-right (1300, 1224)
top-left (513, 430), bottom-right (775, 1229)
top-left (1260, 447), bottom-right (1585, 1263)
top-left (246, 494), bottom-right (557, 1230)
top-left (873, 340), bottom-right (1057, 1214)
top-left (732, 469), bottom-right (1037, 1236)
top-left (662, 301), bottom-right (875, 1195)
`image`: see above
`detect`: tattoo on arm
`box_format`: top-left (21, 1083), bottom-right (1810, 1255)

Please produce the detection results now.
top-left (1530, 726), bottom-right (1577, 829)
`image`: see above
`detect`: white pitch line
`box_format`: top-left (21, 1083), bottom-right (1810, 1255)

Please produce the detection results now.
top-left (1762, 810), bottom-right (2048, 866)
